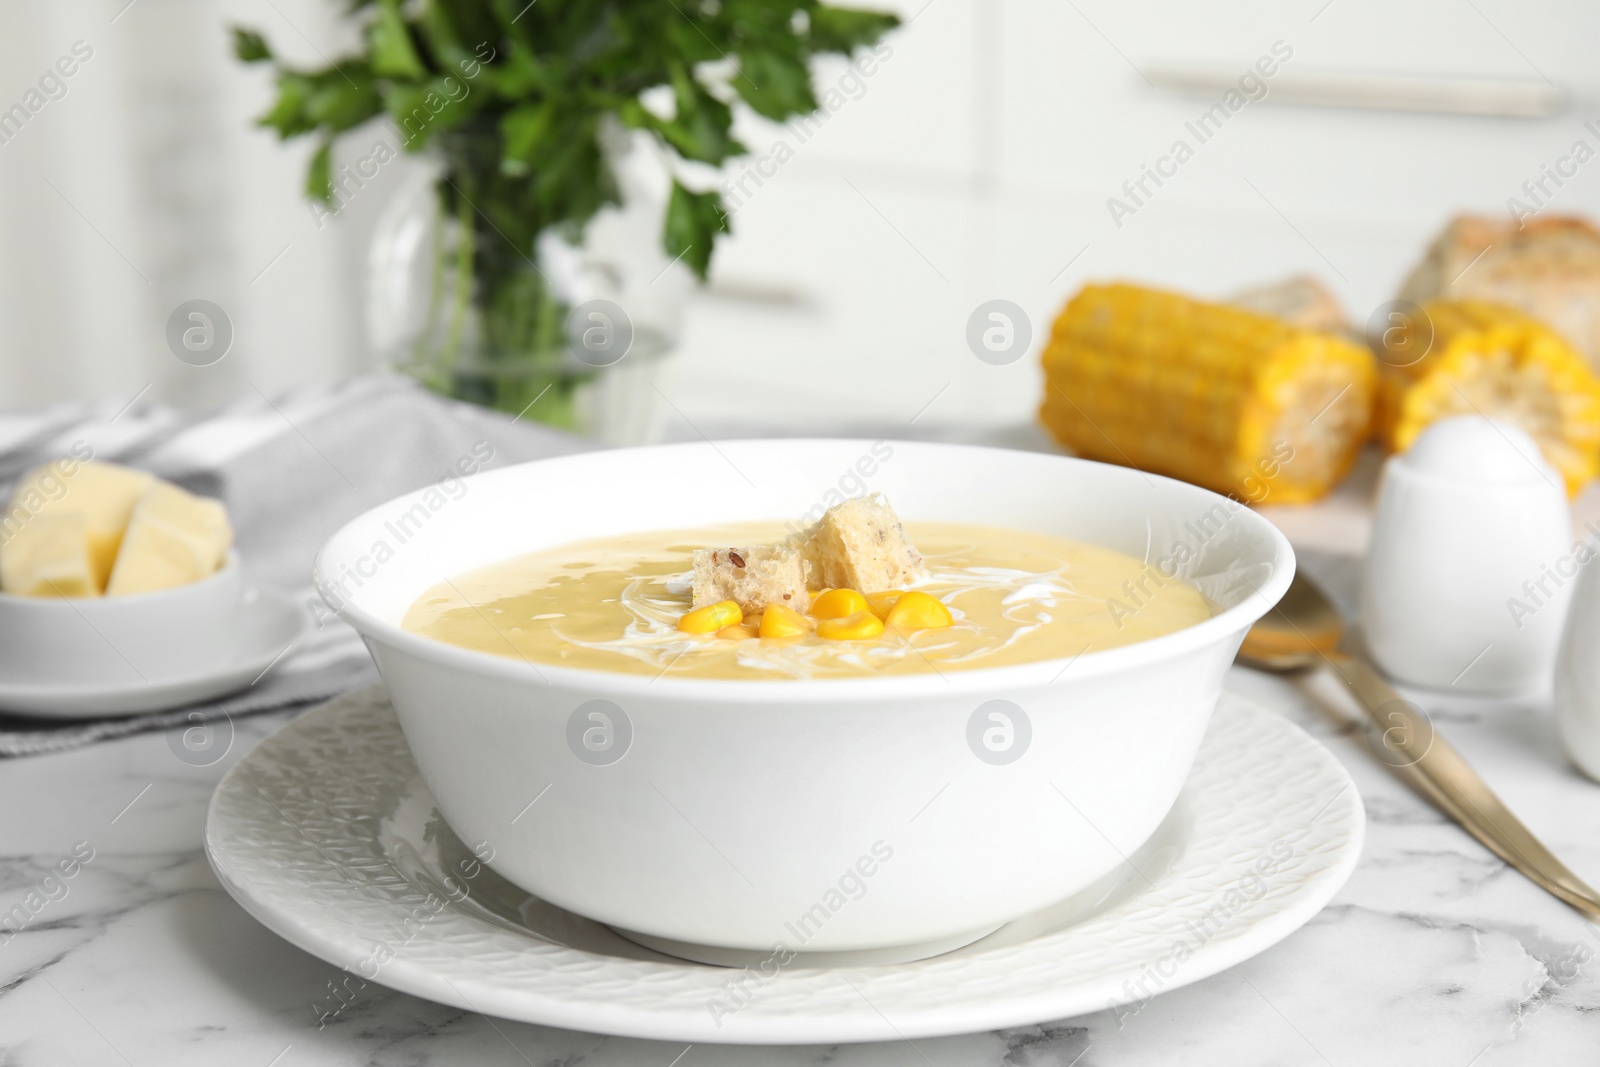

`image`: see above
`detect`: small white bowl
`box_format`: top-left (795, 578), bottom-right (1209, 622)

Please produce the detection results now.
top-left (0, 551), bottom-right (246, 687)
top-left (314, 441), bottom-right (1294, 956)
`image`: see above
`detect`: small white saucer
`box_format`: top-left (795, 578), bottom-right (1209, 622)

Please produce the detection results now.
top-left (0, 588), bottom-right (309, 718)
top-left (206, 687), bottom-right (1364, 1044)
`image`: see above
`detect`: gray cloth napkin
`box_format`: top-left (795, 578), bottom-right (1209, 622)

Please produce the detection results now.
top-left (0, 375), bottom-right (592, 757)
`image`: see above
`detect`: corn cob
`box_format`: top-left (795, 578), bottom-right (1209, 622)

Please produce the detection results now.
top-left (1376, 299), bottom-right (1600, 497)
top-left (1038, 283), bottom-right (1377, 504)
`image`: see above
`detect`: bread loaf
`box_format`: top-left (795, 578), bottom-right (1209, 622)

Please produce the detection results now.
top-left (1399, 214), bottom-right (1600, 369)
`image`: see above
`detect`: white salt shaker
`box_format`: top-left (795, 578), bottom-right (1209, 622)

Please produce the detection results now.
top-left (1555, 557), bottom-right (1600, 781)
top-left (1360, 416), bottom-right (1573, 693)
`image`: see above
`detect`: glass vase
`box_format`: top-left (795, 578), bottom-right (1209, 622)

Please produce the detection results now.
top-left (366, 125), bottom-right (688, 444)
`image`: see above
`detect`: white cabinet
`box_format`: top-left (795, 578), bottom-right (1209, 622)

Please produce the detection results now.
top-left (675, 0), bottom-right (1600, 429)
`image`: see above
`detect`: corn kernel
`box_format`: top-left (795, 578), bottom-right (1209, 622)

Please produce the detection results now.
top-left (865, 590), bottom-right (906, 619)
top-left (759, 603), bottom-right (811, 638)
top-left (717, 621), bottom-right (759, 640)
top-left (884, 590), bottom-right (953, 631)
top-left (678, 599), bottom-right (742, 633)
top-left (811, 588), bottom-right (869, 620)
top-left (815, 610), bottom-right (885, 641)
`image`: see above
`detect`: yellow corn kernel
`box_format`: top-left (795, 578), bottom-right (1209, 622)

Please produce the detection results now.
top-left (717, 621), bottom-right (759, 639)
top-left (759, 603), bottom-right (811, 638)
top-left (884, 590), bottom-right (953, 631)
top-left (865, 590), bottom-right (906, 619)
top-left (679, 600), bottom-right (742, 634)
top-left (811, 588), bottom-right (869, 620)
top-left (815, 610), bottom-right (885, 641)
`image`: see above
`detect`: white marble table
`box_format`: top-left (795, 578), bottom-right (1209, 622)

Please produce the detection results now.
top-left (4, 454), bottom-right (1600, 1065)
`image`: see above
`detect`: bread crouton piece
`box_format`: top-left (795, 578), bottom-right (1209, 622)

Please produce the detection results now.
top-left (692, 543), bottom-right (811, 614)
top-left (791, 494), bottom-right (926, 593)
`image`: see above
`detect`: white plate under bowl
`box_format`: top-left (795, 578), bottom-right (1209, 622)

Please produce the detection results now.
top-left (0, 588), bottom-right (308, 717)
top-left (205, 687), bottom-right (1364, 1044)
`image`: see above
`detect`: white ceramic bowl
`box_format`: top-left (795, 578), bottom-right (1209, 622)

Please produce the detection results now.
top-left (0, 551), bottom-right (245, 686)
top-left (314, 441), bottom-right (1294, 955)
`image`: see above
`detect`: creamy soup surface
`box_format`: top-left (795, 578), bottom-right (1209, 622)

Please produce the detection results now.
top-left (401, 522), bottom-right (1213, 680)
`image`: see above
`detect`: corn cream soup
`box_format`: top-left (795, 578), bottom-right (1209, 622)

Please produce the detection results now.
top-left (402, 523), bottom-right (1212, 680)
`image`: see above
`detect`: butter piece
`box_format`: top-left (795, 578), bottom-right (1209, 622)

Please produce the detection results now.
top-left (105, 482), bottom-right (232, 596)
top-left (0, 512), bottom-right (96, 597)
top-left (5, 460), bottom-right (153, 592)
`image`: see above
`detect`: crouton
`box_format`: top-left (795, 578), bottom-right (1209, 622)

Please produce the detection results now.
top-left (692, 543), bottom-right (811, 614)
top-left (790, 494), bottom-right (925, 593)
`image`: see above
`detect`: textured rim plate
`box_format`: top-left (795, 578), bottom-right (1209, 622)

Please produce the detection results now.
top-left (206, 687), bottom-right (1363, 1045)
top-left (0, 589), bottom-right (308, 717)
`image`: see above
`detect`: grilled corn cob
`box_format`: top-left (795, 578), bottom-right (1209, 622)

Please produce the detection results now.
top-left (1376, 300), bottom-right (1600, 497)
top-left (1039, 283), bottom-right (1377, 504)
